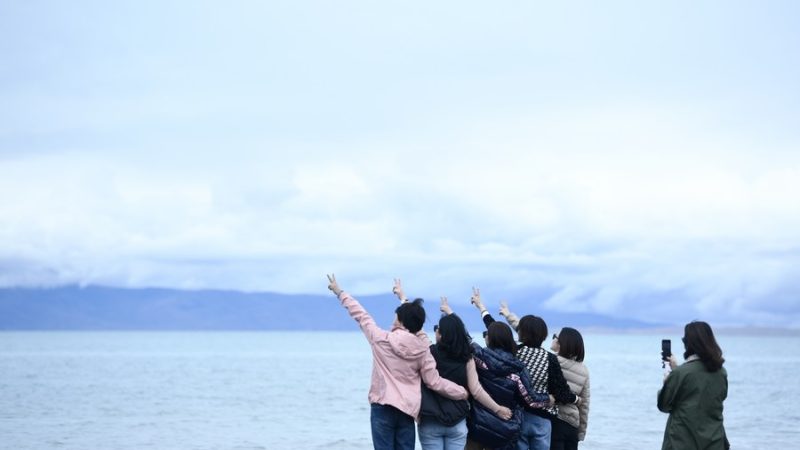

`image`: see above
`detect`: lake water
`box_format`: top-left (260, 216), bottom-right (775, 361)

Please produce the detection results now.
top-left (1, 331), bottom-right (799, 449)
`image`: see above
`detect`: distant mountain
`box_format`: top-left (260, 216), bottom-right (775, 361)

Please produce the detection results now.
top-left (0, 285), bottom-right (658, 331)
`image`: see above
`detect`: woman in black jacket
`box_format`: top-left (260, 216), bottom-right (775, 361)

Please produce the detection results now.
top-left (418, 308), bottom-right (513, 450)
top-left (389, 281), bottom-right (514, 450)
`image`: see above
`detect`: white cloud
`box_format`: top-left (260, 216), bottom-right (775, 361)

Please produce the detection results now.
top-left (2, 1), bottom-right (799, 327)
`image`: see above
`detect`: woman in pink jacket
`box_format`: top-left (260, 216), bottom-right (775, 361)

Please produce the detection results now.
top-left (326, 274), bottom-right (469, 450)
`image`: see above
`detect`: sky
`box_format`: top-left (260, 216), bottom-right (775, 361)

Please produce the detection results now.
top-left (1, 1), bottom-right (799, 327)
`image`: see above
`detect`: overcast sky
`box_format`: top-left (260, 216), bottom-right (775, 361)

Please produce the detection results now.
top-left (1, 1), bottom-right (799, 327)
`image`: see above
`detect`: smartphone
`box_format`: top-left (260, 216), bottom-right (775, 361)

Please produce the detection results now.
top-left (661, 339), bottom-right (672, 361)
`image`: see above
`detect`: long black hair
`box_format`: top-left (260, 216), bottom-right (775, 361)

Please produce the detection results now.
top-left (486, 321), bottom-right (517, 354)
top-left (683, 321), bottom-right (725, 372)
top-left (437, 313), bottom-right (473, 362)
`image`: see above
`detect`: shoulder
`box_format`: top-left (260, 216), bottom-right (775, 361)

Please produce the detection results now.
top-left (677, 360), bottom-right (705, 374)
top-left (566, 359), bottom-right (588, 373)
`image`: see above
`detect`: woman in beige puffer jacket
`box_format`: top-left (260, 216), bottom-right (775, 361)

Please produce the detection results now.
top-left (550, 327), bottom-right (590, 450)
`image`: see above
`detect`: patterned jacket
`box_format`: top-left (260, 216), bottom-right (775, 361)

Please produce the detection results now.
top-left (492, 312), bottom-right (579, 418)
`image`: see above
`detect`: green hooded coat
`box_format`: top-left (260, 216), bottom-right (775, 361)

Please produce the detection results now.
top-left (657, 359), bottom-right (728, 450)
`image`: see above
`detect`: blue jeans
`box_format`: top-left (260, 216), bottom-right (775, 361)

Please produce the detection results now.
top-left (418, 418), bottom-right (468, 450)
top-left (516, 411), bottom-right (551, 450)
top-left (370, 403), bottom-right (416, 450)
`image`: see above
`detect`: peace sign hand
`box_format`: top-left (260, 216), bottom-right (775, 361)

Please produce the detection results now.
top-left (470, 287), bottom-right (486, 312)
top-left (392, 278), bottom-right (408, 303)
top-left (327, 274), bottom-right (343, 296)
top-left (499, 301), bottom-right (511, 318)
top-left (440, 296), bottom-right (453, 315)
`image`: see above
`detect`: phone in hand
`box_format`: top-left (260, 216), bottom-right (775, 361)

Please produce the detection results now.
top-left (661, 339), bottom-right (672, 361)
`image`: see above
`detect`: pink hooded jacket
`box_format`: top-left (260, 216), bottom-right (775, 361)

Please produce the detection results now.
top-left (339, 292), bottom-right (468, 419)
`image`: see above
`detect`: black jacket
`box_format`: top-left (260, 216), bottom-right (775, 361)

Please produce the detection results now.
top-left (419, 344), bottom-right (470, 426)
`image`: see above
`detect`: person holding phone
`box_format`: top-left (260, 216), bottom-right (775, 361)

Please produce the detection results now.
top-left (657, 321), bottom-right (729, 450)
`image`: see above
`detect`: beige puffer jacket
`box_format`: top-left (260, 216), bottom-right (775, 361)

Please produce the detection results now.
top-left (557, 356), bottom-right (590, 441)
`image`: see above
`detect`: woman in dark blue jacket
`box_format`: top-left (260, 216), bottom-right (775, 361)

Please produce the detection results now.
top-left (466, 321), bottom-right (552, 450)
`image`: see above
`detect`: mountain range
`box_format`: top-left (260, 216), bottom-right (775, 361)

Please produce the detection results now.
top-left (0, 285), bottom-right (659, 331)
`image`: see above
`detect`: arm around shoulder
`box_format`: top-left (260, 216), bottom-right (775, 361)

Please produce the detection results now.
top-left (548, 354), bottom-right (578, 404)
top-left (420, 350), bottom-right (468, 401)
top-left (466, 358), bottom-right (507, 416)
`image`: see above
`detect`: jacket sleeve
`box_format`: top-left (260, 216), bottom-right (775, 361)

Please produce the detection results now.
top-left (504, 312), bottom-right (521, 331)
top-left (339, 292), bottom-right (387, 344)
top-left (548, 353), bottom-right (578, 404)
top-left (466, 358), bottom-right (505, 415)
top-left (420, 350), bottom-right (468, 401)
top-left (512, 368), bottom-right (550, 410)
top-left (482, 313), bottom-right (496, 329)
top-left (578, 371), bottom-right (591, 441)
top-left (657, 369), bottom-right (680, 413)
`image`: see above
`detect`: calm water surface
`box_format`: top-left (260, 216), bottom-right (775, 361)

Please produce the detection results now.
top-left (1, 331), bottom-right (798, 449)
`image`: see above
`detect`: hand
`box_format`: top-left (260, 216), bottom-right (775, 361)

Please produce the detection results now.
top-left (392, 278), bottom-right (408, 303)
top-left (440, 296), bottom-right (453, 315)
top-left (668, 355), bottom-right (678, 370)
top-left (496, 406), bottom-right (512, 421)
top-left (499, 301), bottom-right (510, 318)
top-left (549, 395), bottom-right (556, 406)
top-left (326, 274), bottom-right (343, 297)
top-left (470, 287), bottom-right (486, 312)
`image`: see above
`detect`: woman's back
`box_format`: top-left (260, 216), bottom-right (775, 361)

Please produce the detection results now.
top-left (515, 345), bottom-right (550, 393)
top-left (557, 356), bottom-right (591, 440)
top-left (659, 360), bottom-right (727, 449)
top-left (473, 345), bottom-right (525, 406)
top-left (430, 344), bottom-right (469, 386)
top-left (658, 321), bottom-right (728, 450)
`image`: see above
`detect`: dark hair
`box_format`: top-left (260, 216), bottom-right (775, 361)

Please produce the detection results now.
top-left (395, 298), bottom-right (426, 333)
top-left (556, 327), bottom-right (585, 362)
top-left (437, 313), bottom-right (473, 362)
top-left (486, 322), bottom-right (517, 354)
top-left (683, 321), bottom-right (725, 372)
top-left (517, 315), bottom-right (548, 348)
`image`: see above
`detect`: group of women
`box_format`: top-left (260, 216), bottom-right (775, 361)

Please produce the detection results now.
top-left (325, 274), bottom-right (728, 450)
top-left (326, 275), bottom-right (590, 450)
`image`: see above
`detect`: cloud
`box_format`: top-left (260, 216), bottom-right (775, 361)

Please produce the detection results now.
top-left (2, 1), bottom-right (799, 327)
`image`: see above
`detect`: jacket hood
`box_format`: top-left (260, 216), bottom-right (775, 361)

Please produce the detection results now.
top-left (474, 344), bottom-right (525, 376)
top-left (388, 328), bottom-right (429, 360)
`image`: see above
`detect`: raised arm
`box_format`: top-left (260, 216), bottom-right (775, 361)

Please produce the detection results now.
top-left (466, 358), bottom-right (512, 420)
top-left (392, 278), bottom-right (409, 303)
top-left (393, 279), bottom-right (435, 344)
top-left (327, 274), bottom-right (386, 344)
top-left (499, 301), bottom-right (521, 331)
top-left (440, 296), bottom-right (454, 315)
top-left (657, 360), bottom-right (680, 413)
top-left (470, 287), bottom-right (496, 329)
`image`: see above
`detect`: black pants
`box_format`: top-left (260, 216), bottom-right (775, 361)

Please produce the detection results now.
top-left (550, 417), bottom-right (579, 450)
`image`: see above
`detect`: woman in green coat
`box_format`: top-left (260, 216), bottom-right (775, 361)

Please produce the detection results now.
top-left (657, 321), bottom-right (729, 450)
